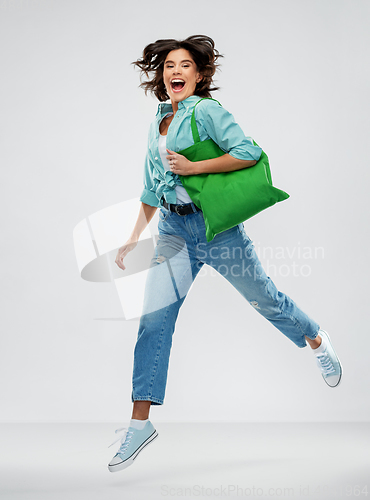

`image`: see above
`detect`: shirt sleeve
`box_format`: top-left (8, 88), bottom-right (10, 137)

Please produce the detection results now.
top-left (139, 128), bottom-right (161, 207)
top-left (195, 99), bottom-right (262, 162)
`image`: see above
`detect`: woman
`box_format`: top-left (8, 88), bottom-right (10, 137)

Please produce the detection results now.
top-left (108, 35), bottom-right (342, 473)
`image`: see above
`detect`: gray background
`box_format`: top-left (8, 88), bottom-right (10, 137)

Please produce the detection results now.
top-left (1, 0), bottom-right (369, 424)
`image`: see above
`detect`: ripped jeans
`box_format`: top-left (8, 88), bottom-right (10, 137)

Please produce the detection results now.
top-left (131, 201), bottom-right (320, 405)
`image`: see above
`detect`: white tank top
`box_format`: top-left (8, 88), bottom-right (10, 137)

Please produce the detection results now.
top-left (158, 113), bottom-right (193, 204)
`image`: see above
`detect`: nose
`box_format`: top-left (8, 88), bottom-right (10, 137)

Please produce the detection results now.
top-left (172, 64), bottom-right (182, 74)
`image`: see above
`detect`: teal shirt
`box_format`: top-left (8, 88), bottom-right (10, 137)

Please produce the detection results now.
top-left (140, 94), bottom-right (263, 207)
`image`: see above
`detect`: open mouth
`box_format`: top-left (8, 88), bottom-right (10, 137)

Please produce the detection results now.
top-left (171, 79), bottom-right (185, 93)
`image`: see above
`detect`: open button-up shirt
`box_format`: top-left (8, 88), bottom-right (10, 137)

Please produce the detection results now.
top-left (140, 94), bottom-right (263, 207)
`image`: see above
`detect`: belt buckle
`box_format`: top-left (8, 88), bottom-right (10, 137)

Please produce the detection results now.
top-left (174, 204), bottom-right (186, 216)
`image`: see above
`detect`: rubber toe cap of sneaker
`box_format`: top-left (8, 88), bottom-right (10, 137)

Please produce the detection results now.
top-left (325, 372), bottom-right (342, 387)
top-left (108, 454), bottom-right (124, 467)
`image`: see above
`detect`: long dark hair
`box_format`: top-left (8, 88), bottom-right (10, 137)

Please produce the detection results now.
top-left (131, 35), bottom-right (224, 101)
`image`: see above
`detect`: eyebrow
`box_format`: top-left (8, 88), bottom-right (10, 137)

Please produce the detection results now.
top-left (164, 59), bottom-right (194, 64)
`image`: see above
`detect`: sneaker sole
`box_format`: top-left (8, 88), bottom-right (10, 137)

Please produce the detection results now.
top-left (319, 329), bottom-right (343, 388)
top-left (108, 430), bottom-right (159, 473)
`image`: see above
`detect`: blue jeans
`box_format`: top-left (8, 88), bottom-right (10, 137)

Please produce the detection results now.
top-left (131, 202), bottom-right (320, 405)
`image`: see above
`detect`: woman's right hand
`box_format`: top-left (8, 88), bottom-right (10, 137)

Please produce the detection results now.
top-left (115, 237), bottom-right (138, 271)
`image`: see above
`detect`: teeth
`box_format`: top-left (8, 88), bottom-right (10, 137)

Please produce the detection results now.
top-left (171, 79), bottom-right (185, 83)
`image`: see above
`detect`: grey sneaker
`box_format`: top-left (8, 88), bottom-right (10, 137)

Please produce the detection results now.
top-left (314, 329), bottom-right (342, 387)
top-left (108, 421), bottom-right (158, 472)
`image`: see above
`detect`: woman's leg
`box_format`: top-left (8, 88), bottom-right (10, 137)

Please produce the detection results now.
top-left (108, 235), bottom-right (201, 472)
top-left (192, 215), bottom-right (341, 388)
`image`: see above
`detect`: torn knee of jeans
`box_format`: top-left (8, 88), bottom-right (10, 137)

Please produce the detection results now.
top-left (250, 300), bottom-right (260, 309)
top-left (156, 254), bottom-right (166, 264)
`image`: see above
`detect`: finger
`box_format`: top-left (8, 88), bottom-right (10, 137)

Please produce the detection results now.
top-left (115, 259), bottom-right (124, 270)
top-left (115, 259), bottom-right (126, 271)
top-left (166, 149), bottom-right (177, 158)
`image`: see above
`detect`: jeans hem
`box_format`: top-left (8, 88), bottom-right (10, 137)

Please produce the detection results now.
top-left (298, 342), bottom-right (308, 348)
top-left (132, 395), bottom-right (164, 406)
top-left (305, 327), bottom-right (321, 341)
top-left (297, 326), bottom-right (321, 348)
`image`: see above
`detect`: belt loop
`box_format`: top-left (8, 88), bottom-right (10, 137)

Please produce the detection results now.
top-left (192, 202), bottom-right (201, 213)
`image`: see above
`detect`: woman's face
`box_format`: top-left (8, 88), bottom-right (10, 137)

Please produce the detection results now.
top-left (163, 48), bottom-right (203, 103)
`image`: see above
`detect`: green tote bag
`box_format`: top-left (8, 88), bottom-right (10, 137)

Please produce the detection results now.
top-left (177, 98), bottom-right (290, 242)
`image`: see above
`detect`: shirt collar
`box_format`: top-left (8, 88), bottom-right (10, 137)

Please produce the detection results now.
top-left (156, 95), bottom-right (202, 117)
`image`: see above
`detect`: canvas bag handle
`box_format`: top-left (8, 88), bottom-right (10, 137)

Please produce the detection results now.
top-left (190, 97), bottom-right (222, 144)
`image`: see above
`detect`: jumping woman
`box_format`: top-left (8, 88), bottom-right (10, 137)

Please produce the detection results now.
top-left (108, 34), bottom-right (342, 473)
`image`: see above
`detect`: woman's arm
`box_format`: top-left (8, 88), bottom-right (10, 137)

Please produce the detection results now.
top-left (115, 123), bottom-right (159, 271)
top-left (166, 148), bottom-right (256, 176)
top-left (166, 100), bottom-right (261, 175)
top-left (196, 99), bottom-right (262, 163)
top-left (195, 154), bottom-right (256, 174)
top-left (115, 202), bottom-right (157, 271)
top-left (130, 202), bottom-right (158, 240)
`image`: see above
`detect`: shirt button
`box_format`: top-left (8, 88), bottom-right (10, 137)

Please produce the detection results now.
top-left (154, 157), bottom-right (158, 160)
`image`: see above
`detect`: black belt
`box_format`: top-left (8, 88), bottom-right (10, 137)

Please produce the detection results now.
top-left (162, 198), bottom-right (202, 216)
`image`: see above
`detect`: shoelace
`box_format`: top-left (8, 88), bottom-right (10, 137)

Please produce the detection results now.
top-left (108, 427), bottom-right (134, 454)
top-left (316, 350), bottom-right (336, 376)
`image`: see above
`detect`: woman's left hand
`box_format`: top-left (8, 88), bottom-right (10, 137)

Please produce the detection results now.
top-left (166, 149), bottom-right (195, 176)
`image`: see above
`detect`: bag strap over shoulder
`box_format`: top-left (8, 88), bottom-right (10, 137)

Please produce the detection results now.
top-left (190, 97), bottom-right (222, 144)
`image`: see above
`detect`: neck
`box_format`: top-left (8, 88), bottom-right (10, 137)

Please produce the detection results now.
top-left (170, 99), bottom-right (179, 115)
